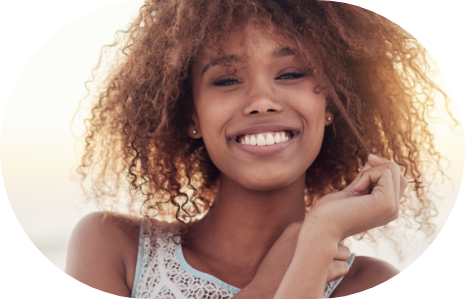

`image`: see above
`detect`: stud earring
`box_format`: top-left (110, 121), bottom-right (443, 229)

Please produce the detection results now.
top-left (326, 116), bottom-right (332, 121)
top-left (193, 130), bottom-right (197, 135)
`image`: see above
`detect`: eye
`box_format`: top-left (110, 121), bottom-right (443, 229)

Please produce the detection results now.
top-left (276, 71), bottom-right (306, 80)
top-left (212, 76), bottom-right (241, 86)
top-left (212, 70), bottom-right (306, 86)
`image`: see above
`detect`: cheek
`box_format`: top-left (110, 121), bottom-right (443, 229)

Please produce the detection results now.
top-left (195, 95), bottom-right (232, 163)
top-left (196, 97), bottom-right (225, 135)
top-left (291, 88), bottom-right (327, 126)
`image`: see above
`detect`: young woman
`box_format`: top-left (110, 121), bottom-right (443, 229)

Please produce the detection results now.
top-left (66, 1), bottom-right (451, 298)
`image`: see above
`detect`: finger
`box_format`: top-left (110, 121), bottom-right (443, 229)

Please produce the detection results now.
top-left (354, 162), bottom-right (400, 199)
top-left (352, 166), bottom-right (394, 194)
top-left (338, 169), bottom-right (398, 238)
top-left (342, 155), bottom-right (395, 197)
top-left (372, 169), bottom-right (398, 221)
top-left (383, 162), bottom-right (401, 209)
top-left (360, 158), bottom-right (375, 172)
top-left (367, 154), bottom-right (391, 167)
top-left (369, 161), bottom-right (400, 206)
top-left (367, 156), bottom-right (401, 204)
top-left (334, 244), bottom-right (351, 262)
top-left (345, 160), bottom-right (373, 190)
top-left (327, 260), bottom-right (350, 282)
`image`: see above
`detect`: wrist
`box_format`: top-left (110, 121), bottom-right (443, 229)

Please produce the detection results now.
top-left (300, 211), bottom-right (344, 245)
top-left (274, 229), bottom-right (339, 299)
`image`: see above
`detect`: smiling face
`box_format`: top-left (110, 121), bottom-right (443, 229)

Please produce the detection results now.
top-left (190, 24), bottom-right (333, 191)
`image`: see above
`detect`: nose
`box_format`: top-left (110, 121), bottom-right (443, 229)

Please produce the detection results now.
top-left (242, 83), bottom-right (284, 115)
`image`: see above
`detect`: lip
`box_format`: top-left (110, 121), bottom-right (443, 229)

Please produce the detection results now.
top-left (232, 136), bottom-right (296, 156)
top-left (228, 124), bottom-right (299, 142)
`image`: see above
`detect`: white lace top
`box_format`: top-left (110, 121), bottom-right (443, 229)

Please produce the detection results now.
top-left (131, 221), bottom-right (355, 299)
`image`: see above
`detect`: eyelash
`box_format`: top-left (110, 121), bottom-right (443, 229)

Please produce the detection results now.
top-left (212, 71), bottom-right (306, 86)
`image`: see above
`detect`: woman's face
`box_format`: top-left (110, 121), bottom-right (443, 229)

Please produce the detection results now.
top-left (190, 24), bottom-right (333, 191)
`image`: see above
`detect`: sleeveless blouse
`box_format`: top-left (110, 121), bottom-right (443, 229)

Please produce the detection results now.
top-left (131, 221), bottom-right (355, 298)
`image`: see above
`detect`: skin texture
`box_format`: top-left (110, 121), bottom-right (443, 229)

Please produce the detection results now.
top-left (66, 212), bottom-right (140, 297)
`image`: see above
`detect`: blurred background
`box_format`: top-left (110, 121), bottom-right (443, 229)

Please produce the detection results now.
top-left (1, 0), bottom-right (463, 272)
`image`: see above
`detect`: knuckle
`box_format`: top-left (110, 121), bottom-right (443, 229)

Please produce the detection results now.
top-left (386, 162), bottom-right (400, 174)
top-left (383, 168), bottom-right (392, 176)
top-left (389, 161), bottom-right (400, 172)
top-left (336, 246), bottom-right (351, 261)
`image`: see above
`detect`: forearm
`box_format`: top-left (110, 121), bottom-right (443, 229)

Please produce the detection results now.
top-left (233, 283), bottom-right (271, 299)
top-left (274, 224), bottom-right (339, 299)
top-left (233, 221), bottom-right (340, 299)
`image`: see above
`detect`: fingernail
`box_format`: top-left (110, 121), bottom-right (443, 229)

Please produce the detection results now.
top-left (369, 154), bottom-right (379, 159)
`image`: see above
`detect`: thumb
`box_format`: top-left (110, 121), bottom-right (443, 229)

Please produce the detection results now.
top-left (367, 153), bottom-right (390, 167)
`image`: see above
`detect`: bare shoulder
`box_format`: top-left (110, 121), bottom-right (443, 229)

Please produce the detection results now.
top-left (330, 256), bottom-right (400, 298)
top-left (65, 211), bottom-right (141, 297)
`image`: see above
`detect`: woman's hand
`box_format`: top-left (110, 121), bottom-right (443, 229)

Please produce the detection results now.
top-left (327, 241), bottom-right (352, 282)
top-left (236, 222), bottom-right (351, 299)
top-left (304, 154), bottom-right (408, 241)
top-left (236, 155), bottom-right (407, 298)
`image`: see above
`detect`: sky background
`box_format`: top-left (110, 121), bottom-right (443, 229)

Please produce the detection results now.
top-left (1, 1), bottom-right (465, 298)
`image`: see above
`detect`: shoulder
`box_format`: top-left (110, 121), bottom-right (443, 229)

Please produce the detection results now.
top-left (330, 256), bottom-right (400, 298)
top-left (65, 211), bottom-right (141, 297)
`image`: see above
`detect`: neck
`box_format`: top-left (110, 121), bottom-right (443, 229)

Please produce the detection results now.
top-left (186, 173), bottom-right (306, 272)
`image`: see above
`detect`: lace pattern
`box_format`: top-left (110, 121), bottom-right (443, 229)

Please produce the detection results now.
top-left (132, 222), bottom-right (353, 298)
top-left (133, 224), bottom-right (236, 299)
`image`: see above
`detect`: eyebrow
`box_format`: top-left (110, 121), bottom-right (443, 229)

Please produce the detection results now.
top-left (201, 47), bottom-right (295, 75)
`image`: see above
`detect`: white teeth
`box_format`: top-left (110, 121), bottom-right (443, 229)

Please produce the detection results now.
top-left (250, 135), bottom-right (257, 145)
top-left (266, 134), bottom-right (274, 145)
top-left (238, 131), bottom-right (293, 146)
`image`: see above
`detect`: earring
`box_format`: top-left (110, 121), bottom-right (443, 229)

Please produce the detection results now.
top-left (326, 116), bottom-right (332, 121)
top-left (193, 130), bottom-right (197, 135)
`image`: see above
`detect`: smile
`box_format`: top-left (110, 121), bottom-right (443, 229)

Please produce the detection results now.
top-left (233, 131), bottom-right (298, 156)
top-left (236, 131), bottom-right (293, 146)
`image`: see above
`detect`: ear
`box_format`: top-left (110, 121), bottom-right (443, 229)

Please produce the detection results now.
top-left (324, 98), bottom-right (334, 126)
top-left (188, 111), bottom-right (202, 139)
top-left (324, 110), bottom-right (334, 126)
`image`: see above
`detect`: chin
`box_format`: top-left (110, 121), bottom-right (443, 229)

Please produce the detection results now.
top-left (239, 174), bottom-right (300, 192)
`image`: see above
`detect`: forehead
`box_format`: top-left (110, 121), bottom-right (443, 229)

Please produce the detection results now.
top-left (199, 48), bottom-right (295, 75)
top-left (193, 23), bottom-right (297, 71)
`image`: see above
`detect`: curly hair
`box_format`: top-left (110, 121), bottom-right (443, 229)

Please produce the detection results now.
top-left (76, 0), bottom-right (455, 244)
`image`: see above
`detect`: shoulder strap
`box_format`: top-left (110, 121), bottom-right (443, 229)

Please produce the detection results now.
top-left (131, 219), bottom-right (146, 298)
